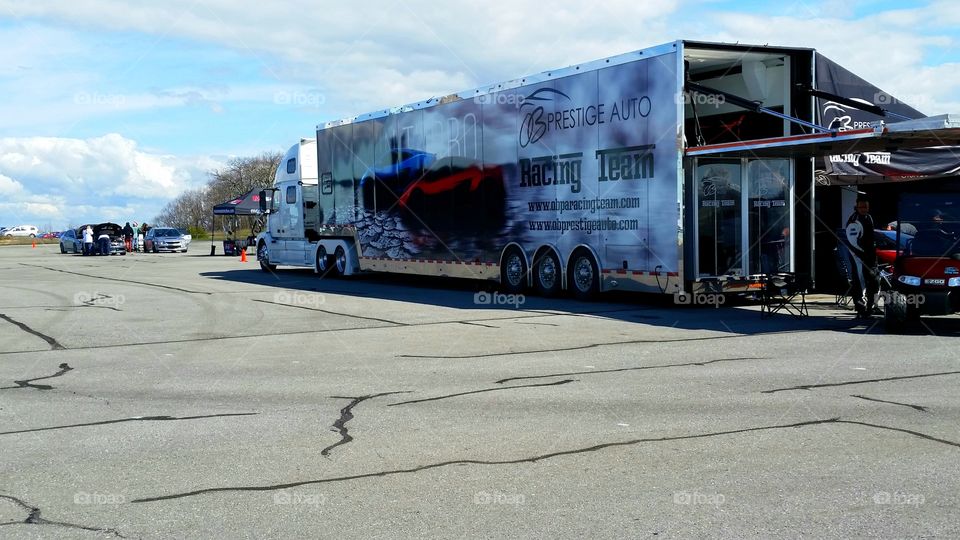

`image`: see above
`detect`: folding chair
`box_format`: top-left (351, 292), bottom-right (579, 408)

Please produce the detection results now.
top-left (833, 247), bottom-right (853, 308)
top-left (760, 273), bottom-right (810, 319)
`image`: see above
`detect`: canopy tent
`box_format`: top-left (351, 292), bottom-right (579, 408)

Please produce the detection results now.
top-left (212, 189), bottom-right (263, 215)
top-left (210, 189), bottom-right (265, 255)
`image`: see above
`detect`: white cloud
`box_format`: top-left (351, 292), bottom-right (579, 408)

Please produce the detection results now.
top-left (0, 173), bottom-right (24, 195)
top-left (0, 134), bottom-right (221, 227)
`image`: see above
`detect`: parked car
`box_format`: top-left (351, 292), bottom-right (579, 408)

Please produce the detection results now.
top-left (3, 225), bottom-right (39, 237)
top-left (92, 223), bottom-right (126, 255)
top-left (40, 231), bottom-right (60, 239)
top-left (144, 227), bottom-right (190, 252)
top-left (59, 229), bottom-right (83, 253)
top-left (874, 229), bottom-right (913, 265)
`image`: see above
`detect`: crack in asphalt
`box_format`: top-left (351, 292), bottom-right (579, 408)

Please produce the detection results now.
top-left (762, 371), bottom-right (960, 393)
top-left (131, 417), bottom-right (959, 504)
top-left (459, 321), bottom-right (498, 328)
top-left (389, 379), bottom-right (578, 406)
top-left (0, 309), bottom-right (723, 357)
top-left (0, 313), bottom-right (65, 350)
top-left (320, 392), bottom-right (410, 457)
top-left (78, 293), bottom-right (123, 312)
top-left (251, 299), bottom-right (406, 325)
top-left (19, 262), bottom-right (210, 295)
top-left (396, 333), bottom-right (819, 359)
top-left (0, 494), bottom-right (125, 537)
top-left (0, 363), bottom-right (72, 391)
top-left (0, 413), bottom-right (258, 436)
top-left (495, 357), bottom-right (765, 385)
top-left (851, 394), bottom-right (930, 412)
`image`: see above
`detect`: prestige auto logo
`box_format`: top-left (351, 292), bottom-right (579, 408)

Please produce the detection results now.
top-left (519, 88), bottom-right (572, 148)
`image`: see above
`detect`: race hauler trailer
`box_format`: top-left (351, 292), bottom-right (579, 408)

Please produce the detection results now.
top-left (256, 40), bottom-right (960, 299)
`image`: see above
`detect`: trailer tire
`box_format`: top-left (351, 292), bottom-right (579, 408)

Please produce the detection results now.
top-left (316, 246), bottom-right (333, 277)
top-left (533, 250), bottom-right (562, 297)
top-left (333, 246), bottom-right (347, 277)
top-left (258, 241), bottom-right (276, 272)
top-left (499, 247), bottom-right (527, 294)
top-left (568, 250), bottom-right (599, 301)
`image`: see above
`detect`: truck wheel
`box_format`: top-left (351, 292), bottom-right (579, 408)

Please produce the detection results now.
top-left (333, 246), bottom-right (348, 277)
top-left (258, 242), bottom-right (277, 272)
top-left (316, 246), bottom-right (333, 277)
top-left (568, 250), bottom-right (599, 301)
top-left (533, 250), bottom-right (562, 297)
top-left (499, 247), bottom-right (527, 294)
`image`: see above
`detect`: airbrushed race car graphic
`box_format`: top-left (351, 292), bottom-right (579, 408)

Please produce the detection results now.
top-left (358, 148), bottom-right (507, 233)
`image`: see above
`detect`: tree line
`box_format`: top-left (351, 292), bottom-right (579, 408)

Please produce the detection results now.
top-left (154, 151), bottom-right (282, 232)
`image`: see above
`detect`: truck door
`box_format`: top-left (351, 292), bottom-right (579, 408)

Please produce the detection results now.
top-left (272, 184), bottom-right (301, 263)
top-left (282, 184), bottom-right (319, 266)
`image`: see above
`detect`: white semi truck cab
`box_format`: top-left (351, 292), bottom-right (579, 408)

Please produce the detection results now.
top-left (255, 139), bottom-right (360, 276)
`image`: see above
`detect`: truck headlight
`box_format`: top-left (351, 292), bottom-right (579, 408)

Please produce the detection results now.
top-left (948, 277), bottom-right (960, 287)
top-left (898, 275), bottom-right (922, 286)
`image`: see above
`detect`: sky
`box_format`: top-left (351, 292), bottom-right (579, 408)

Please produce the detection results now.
top-left (1, 0), bottom-right (958, 230)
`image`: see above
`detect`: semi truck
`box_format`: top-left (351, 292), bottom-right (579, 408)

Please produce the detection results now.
top-left (255, 40), bottom-right (960, 299)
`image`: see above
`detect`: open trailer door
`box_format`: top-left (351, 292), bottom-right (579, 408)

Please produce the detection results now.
top-left (684, 115), bottom-right (960, 290)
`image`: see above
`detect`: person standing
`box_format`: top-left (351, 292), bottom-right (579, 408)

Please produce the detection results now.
top-left (97, 229), bottom-right (111, 255)
top-left (844, 196), bottom-right (878, 318)
top-left (123, 222), bottom-right (134, 252)
top-left (83, 225), bottom-right (94, 256)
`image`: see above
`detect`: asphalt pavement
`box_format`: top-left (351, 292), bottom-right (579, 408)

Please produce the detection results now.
top-left (1, 244), bottom-right (958, 538)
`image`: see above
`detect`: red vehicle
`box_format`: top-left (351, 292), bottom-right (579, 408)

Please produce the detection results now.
top-left (884, 191), bottom-right (960, 331)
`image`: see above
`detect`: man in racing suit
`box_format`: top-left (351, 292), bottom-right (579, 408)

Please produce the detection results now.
top-left (844, 197), bottom-right (878, 318)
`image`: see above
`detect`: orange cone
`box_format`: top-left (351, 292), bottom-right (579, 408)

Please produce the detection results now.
top-left (240, 248), bottom-right (247, 262)
top-left (32, 240), bottom-right (36, 248)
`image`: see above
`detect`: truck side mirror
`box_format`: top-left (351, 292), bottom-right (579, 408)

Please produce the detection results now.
top-left (259, 190), bottom-right (272, 214)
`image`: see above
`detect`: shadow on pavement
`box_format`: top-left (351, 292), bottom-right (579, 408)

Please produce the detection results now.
top-left (196, 267), bottom-right (906, 338)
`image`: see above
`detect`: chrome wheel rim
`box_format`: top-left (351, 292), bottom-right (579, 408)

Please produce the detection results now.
top-left (317, 247), bottom-right (328, 271)
top-left (538, 255), bottom-right (558, 290)
top-left (573, 257), bottom-right (594, 292)
top-left (258, 244), bottom-right (268, 263)
top-left (335, 249), bottom-right (347, 273)
top-left (505, 254), bottom-right (524, 287)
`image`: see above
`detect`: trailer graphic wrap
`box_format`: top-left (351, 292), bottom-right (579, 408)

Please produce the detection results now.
top-left (316, 50), bottom-right (680, 273)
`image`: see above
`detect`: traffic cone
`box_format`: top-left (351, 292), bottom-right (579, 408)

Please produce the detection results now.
top-left (240, 248), bottom-right (247, 262)
top-left (32, 240), bottom-right (36, 248)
